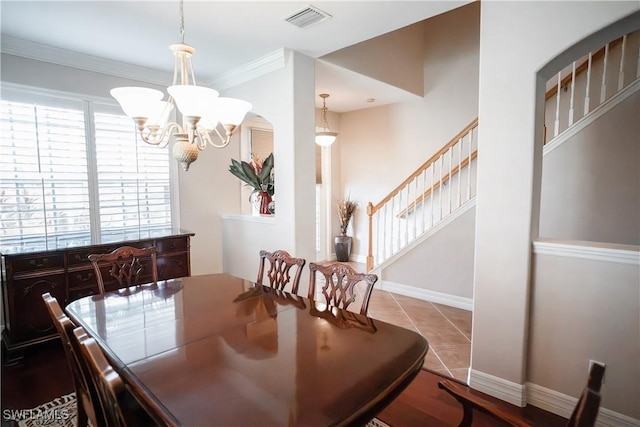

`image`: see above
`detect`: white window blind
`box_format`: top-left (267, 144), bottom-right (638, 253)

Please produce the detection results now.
top-left (0, 88), bottom-right (173, 253)
top-left (94, 111), bottom-right (171, 243)
top-left (249, 128), bottom-right (273, 162)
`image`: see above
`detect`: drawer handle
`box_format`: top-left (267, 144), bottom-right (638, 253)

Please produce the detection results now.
top-left (75, 272), bottom-right (94, 283)
top-left (29, 258), bottom-right (49, 268)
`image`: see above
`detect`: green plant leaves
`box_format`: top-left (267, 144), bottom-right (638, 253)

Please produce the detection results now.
top-left (228, 153), bottom-right (274, 195)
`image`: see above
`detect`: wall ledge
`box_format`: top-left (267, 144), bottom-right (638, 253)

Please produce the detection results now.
top-left (533, 239), bottom-right (640, 265)
top-left (221, 214), bottom-right (276, 224)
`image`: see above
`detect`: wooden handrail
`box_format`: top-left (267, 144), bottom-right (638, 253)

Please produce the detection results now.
top-left (545, 37), bottom-right (623, 101)
top-left (369, 118), bottom-right (478, 215)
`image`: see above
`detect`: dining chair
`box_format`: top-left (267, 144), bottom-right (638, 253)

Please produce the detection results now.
top-left (307, 262), bottom-right (378, 315)
top-left (72, 327), bottom-right (168, 427)
top-left (438, 361), bottom-right (606, 427)
top-left (42, 292), bottom-right (104, 427)
top-left (256, 249), bottom-right (306, 294)
top-left (88, 245), bottom-right (158, 294)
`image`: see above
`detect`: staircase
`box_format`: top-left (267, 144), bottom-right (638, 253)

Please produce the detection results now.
top-left (366, 29), bottom-right (639, 273)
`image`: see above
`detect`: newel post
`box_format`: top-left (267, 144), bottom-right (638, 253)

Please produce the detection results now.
top-left (366, 202), bottom-right (374, 272)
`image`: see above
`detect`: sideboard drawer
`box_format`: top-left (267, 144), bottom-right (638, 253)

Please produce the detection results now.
top-left (10, 253), bottom-right (64, 275)
top-left (67, 268), bottom-right (98, 289)
top-left (156, 237), bottom-right (188, 254)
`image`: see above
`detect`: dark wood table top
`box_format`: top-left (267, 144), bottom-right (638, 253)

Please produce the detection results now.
top-left (65, 274), bottom-right (428, 426)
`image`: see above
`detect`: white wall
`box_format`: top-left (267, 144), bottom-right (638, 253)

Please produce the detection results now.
top-left (337, 2), bottom-right (480, 262)
top-left (472, 0), bottom-right (639, 410)
top-left (210, 51), bottom-right (316, 289)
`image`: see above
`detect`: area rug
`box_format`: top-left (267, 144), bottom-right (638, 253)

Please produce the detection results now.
top-left (12, 392), bottom-right (76, 427)
top-left (11, 392), bottom-right (391, 427)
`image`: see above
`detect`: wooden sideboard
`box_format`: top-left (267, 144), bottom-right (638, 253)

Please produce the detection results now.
top-left (1, 231), bottom-right (194, 362)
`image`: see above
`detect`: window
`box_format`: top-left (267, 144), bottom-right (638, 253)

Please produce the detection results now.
top-left (0, 87), bottom-right (173, 253)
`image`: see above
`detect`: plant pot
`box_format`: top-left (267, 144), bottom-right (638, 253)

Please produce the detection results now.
top-left (334, 235), bottom-right (352, 262)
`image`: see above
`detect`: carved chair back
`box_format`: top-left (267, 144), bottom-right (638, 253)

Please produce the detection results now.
top-left (256, 250), bottom-right (306, 294)
top-left (72, 327), bottom-right (164, 426)
top-left (42, 292), bottom-right (105, 427)
top-left (88, 246), bottom-right (158, 294)
top-left (307, 262), bottom-right (378, 315)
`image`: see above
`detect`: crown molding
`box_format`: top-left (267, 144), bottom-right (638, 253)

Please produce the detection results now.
top-left (1, 35), bottom-right (171, 86)
top-left (208, 48), bottom-right (287, 91)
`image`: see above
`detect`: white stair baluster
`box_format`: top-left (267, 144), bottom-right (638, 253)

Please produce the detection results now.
top-left (618, 35), bottom-right (627, 91)
top-left (457, 137), bottom-right (462, 208)
top-left (554, 71), bottom-right (561, 137)
top-left (584, 52), bottom-right (592, 116)
top-left (430, 163), bottom-right (435, 227)
top-left (395, 194), bottom-right (400, 254)
top-left (467, 130), bottom-right (473, 201)
top-left (569, 61), bottom-right (576, 126)
top-left (382, 204), bottom-right (387, 261)
top-left (601, 43), bottom-right (609, 103)
top-left (438, 156), bottom-right (443, 221)
top-left (447, 147), bottom-right (452, 215)
top-left (421, 168), bottom-right (427, 234)
top-left (412, 177), bottom-right (417, 240)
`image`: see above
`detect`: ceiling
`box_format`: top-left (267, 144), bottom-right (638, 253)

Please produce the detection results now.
top-left (0, 1), bottom-right (468, 112)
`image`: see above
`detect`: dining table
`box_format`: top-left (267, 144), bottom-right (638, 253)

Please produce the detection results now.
top-left (65, 273), bottom-right (429, 426)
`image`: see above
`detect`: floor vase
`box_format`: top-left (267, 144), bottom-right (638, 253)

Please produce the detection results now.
top-left (334, 235), bottom-right (352, 262)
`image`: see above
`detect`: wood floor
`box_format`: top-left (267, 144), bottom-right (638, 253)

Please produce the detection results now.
top-left (1, 339), bottom-right (566, 427)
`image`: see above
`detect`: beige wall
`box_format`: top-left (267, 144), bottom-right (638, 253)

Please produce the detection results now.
top-left (529, 248), bottom-right (640, 418)
top-left (383, 205), bottom-right (476, 299)
top-left (473, 0), bottom-right (639, 412)
top-left (337, 2), bottom-right (481, 262)
top-left (540, 91), bottom-right (640, 245)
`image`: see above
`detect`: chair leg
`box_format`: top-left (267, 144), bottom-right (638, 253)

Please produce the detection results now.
top-left (460, 402), bottom-right (473, 427)
top-left (77, 400), bottom-right (88, 427)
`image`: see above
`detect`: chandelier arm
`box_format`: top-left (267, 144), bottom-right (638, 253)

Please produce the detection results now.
top-left (197, 126), bottom-right (231, 148)
top-left (139, 122), bottom-right (181, 147)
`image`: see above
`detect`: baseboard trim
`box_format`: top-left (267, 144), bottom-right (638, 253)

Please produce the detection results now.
top-left (379, 280), bottom-right (472, 311)
top-left (468, 369), bottom-right (526, 407)
top-left (527, 382), bottom-right (640, 427)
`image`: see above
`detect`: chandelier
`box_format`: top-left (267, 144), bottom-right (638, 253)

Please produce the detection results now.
top-left (111, 0), bottom-right (252, 171)
top-left (315, 93), bottom-right (338, 146)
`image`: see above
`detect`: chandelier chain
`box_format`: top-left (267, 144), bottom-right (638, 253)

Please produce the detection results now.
top-left (179, 0), bottom-right (185, 44)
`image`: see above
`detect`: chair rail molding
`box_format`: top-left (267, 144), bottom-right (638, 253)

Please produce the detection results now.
top-left (533, 239), bottom-right (640, 265)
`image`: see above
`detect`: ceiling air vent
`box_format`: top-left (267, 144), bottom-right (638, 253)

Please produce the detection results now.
top-left (284, 5), bottom-right (332, 29)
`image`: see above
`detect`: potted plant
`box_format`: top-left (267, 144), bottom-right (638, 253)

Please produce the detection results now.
top-left (335, 196), bottom-right (357, 262)
top-left (229, 153), bottom-right (274, 215)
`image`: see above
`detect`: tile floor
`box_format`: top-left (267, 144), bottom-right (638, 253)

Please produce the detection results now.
top-left (331, 261), bottom-right (472, 383)
top-left (367, 289), bottom-right (472, 383)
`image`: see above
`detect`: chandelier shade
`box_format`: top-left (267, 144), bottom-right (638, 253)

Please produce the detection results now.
top-left (110, 87), bottom-right (165, 119)
top-left (315, 132), bottom-right (338, 146)
top-left (167, 85), bottom-right (220, 118)
top-left (315, 93), bottom-right (338, 146)
top-left (110, 0), bottom-right (252, 171)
